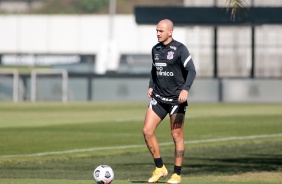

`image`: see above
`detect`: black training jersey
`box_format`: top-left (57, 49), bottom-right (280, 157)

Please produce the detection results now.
top-left (149, 39), bottom-right (196, 105)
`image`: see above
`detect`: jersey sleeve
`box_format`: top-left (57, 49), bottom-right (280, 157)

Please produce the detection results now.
top-left (180, 45), bottom-right (196, 91)
top-left (149, 64), bottom-right (156, 88)
top-left (149, 47), bottom-right (156, 88)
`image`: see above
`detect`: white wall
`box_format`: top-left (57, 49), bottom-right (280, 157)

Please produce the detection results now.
top-left (0, 15), bottom-right (187, 54)
top-left (1, 15), bottom-right (282, 77)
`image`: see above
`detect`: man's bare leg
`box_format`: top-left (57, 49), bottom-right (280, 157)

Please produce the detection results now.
top-left (142, 107), bottom-right (162, 158)
top-left (166, 113), bottom-right (185, 183)
top-left (143, 108), bottom-right (168, 183)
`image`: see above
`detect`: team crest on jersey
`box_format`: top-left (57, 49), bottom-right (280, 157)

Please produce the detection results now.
top-left (167, 51), bottom-right (174, 60)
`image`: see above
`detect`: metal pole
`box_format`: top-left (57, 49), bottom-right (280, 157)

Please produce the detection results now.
top-left (213, 0), bottom-right (218, 78)
top-left (251, 0), bottom-right (255, 78)
top-left (62, 70), bottom-right (68, 103)
top-left (213, 28), bottom-right (218, 78)
top-left (13, 70), bottom-right (19, 103)
top-left (87, 74), bottom-right (92, 101)
top-left (31, 71), bottom-right (36, 102)
top-left (251, 27), bottom-right (255, 78)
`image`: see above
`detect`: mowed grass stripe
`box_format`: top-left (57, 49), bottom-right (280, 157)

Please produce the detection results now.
top-left (0, 103), bottom-right (281, 183)
top-left (0, 103), bottom-right (282, 128)
top-left (2, 133), bottom-right (281, 158)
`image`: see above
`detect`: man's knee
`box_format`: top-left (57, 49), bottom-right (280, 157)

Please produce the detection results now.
top-left (142, 127), bottom-right (154, 138)
top-left (171, 131), bottom-right (183, 142)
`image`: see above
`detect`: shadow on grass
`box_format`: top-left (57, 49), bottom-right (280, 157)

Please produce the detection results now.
top-left (130, 181), bottom-right (166, 183)
top-left (180, 154), bottom-right (282, 175)
top-left (115, 153), bottom-right (282, 179)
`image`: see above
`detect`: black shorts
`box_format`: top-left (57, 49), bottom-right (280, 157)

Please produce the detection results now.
top-left (149, 98), bottom-right (187, 120)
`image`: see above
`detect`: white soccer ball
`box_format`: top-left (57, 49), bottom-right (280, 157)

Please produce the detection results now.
top-left (93, 165), bottom-right (114, 184)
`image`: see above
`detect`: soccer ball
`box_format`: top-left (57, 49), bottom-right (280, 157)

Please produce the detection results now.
top-left (93, 165), bottom-right (114, 184)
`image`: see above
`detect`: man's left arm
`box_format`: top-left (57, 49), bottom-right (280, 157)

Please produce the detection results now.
top-left (178, 46), bottom-right (196, 103)
top-left (181, 46), bottom-right (196, 91)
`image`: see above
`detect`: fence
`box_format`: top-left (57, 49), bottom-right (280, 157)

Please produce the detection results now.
top-left (1, 71), bottom-right (282, 103)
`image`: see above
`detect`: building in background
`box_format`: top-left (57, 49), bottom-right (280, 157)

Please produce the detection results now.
top-left (0, 0), bottom-right (282, 102)
top-left (0, 0), bottom-right (46, 13)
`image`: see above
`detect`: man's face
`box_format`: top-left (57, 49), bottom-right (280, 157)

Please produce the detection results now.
top-left (156, 22), bottom-right (172, 44)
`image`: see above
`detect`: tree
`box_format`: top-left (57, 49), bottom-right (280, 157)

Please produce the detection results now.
top-left (31, 0), bottom-right (108, 14)
top-left (226, 0), bottom-right (247, 20)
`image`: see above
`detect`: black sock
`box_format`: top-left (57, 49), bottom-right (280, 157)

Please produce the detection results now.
top-left (174, 165), bottom-right (182, 175)
top-left (154, 157), bottom-right (163, 168)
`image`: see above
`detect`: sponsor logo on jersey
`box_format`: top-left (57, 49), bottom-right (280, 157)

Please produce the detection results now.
top-left (155, 63), bottom-right (167, 67)
top-left (155, 62), bottom-right (174, 76)
top-left (167, 51), bottom-right (174, 60)
top-left (170, 46), bottom-right (177, 50)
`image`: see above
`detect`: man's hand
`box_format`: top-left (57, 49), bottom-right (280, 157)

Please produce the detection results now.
top-left (148, 88), bottom-right (153, 98)
top-left (178, 90), bottom-right (188, 104)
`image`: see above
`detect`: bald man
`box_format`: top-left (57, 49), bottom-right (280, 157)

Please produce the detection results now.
top-left (142, 19), bottom-right (196, 184)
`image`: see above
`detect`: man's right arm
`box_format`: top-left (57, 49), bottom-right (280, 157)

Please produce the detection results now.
top-left (148, 47), bottom-right (156, 97)
top-left (148, 62), bottom-right (156, 97)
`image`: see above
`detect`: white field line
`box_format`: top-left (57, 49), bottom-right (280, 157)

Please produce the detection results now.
top-left (1, 134), bottom-right (282, 158)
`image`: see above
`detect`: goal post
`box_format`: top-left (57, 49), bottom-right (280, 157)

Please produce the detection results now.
top-left (31, 69), bottom-right (68, 103)
top-left (0, 69), bottom-right (19, 103)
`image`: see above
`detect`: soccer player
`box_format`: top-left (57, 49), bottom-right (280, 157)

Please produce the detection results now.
top-left (142, 19), bottom-right (196, 184)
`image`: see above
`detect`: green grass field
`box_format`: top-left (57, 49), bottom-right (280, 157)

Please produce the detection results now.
top-left (0, 102), bottom-right (281, 184)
